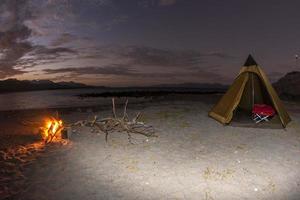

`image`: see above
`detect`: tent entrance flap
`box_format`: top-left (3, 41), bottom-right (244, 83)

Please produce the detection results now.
top-left (238, 72), bottom-right (273, 113)
top-left (208, 72), bottom-right (249, 124)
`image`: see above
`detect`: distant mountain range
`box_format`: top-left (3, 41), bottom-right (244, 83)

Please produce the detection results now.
top-left (273, 71), bottom-right (300, 100)
top-left (0, 79), bottom-right (91, 93)
top-left (1, 71), bottom-right (299, 99)
top-left (0, 79), bottom-right (230, 93)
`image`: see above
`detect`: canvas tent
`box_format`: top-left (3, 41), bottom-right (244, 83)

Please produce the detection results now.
top-left (209, 55), bottom-right (291, 127)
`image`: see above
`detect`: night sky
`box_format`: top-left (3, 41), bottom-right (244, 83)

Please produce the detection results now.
top-left (0, 0), bottom-right (300, 86)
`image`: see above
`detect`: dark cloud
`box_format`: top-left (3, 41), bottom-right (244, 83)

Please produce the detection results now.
top-left (205, 52), bottom-right (235, 60)
top-left (15, 55), bottom-right (71, 70)
top-left (38, 45), bottom-right (232, 85)
top-left (0, 63), bottom-right (26, 78)
top-left (122, 46), bottom-right (204, 67)
top-left (0, 0), bottom-right (34, 78)
top-left (0, 0), bottom-right (234, 84)
top-left (158, 0), bottom-right (177, 6)
top-left (33, 46), bottom-right (77, 55)
top-left (139, 0), bottom-right (178, 8)
top-left (0, 0), bottom-right (79, 78)
top-left (41, 62), bottom-right (229, 84)
top-left (78, 45), bottom-right (233, 68)
top-left (43, 65), bottom-right (136, 76)
top-left (0, 0), bottom-right (33, 32)
top-left (14, 45), bottom-right (77, 70)
top-left (51, 33), bottom-right (77, 46)
top-left (102, 15), bottom-right (129, 31)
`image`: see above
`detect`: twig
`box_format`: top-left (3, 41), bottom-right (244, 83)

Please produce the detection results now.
top-left (133, 112), bottom-right (141, 123)
top-left (91, 115), bottom-right (98, 126)
top-left (112, 98), bottom-right (116, 118)
top-left (48, 126), bottom-right (64, 143)
top-left (123, 98), bottom-right (129, 120)
top-left (105, 131), bottom-right (109, 142)
top-left (127, 132), bottom-right (134, 145)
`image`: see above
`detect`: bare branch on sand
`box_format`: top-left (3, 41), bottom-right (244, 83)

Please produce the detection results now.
top-left (69, 98), bottom-right (157, 143)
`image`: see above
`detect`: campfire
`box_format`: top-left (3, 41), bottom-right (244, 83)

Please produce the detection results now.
top-left (40, 116), bottom-right (64, 143)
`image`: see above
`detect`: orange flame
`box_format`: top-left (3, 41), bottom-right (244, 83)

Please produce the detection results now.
top-left (41, 117), bottom-right (64, 143)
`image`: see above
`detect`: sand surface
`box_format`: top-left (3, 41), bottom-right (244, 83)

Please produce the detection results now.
top-left (1, 95), bottom-right (300, 200)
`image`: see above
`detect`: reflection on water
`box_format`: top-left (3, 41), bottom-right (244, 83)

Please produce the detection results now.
top-left (0, 88), bottom-right (113, 111)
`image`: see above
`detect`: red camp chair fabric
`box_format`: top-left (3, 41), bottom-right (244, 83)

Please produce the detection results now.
top-left (252, 104), bottom-right (276, 123)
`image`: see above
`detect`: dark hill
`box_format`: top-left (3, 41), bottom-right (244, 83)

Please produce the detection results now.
top-left (0, 79), bottom-right (91, 93)
top-left (273, 71), bottom-right (300, 100)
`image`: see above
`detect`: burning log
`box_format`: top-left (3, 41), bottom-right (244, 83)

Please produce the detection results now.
top-left (40, 116), bottom-right (65, 143)
top-left (70, 98), bottom-right (157, 143)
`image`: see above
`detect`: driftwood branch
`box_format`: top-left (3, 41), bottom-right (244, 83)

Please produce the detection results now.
top-left (123, 98), bottom-right (129, 120)
top-left (70, 99), bottom-right (156, 143)
top-left (112, 98), bottom-right (116, 118)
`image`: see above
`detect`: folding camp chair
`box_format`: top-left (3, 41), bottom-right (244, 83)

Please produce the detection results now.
top-left (252, 104), bottom-right (275, 123)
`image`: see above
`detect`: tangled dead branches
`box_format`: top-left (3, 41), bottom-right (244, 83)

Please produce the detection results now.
top-left (70, 98), bottom-right (157, 143)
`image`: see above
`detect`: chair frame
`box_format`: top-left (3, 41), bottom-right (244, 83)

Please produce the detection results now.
top-left (253, 113), bottom-right (270, 123)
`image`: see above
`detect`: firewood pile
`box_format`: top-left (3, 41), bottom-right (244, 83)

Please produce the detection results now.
top-left (69, 98), bottom-right (157, 143)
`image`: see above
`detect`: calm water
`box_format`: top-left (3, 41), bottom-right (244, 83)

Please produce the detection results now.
top-left (0, 88), bottom-right (212, 111)
top-left (0, 88), bottom-right (117, 111)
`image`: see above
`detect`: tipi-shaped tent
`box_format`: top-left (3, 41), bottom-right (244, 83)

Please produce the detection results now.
top-left (209, 55), bottom-right (291, 127)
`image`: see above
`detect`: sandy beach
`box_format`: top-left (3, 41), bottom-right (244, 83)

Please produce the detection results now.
top-left (1, 94), bottom-right (300, 200)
